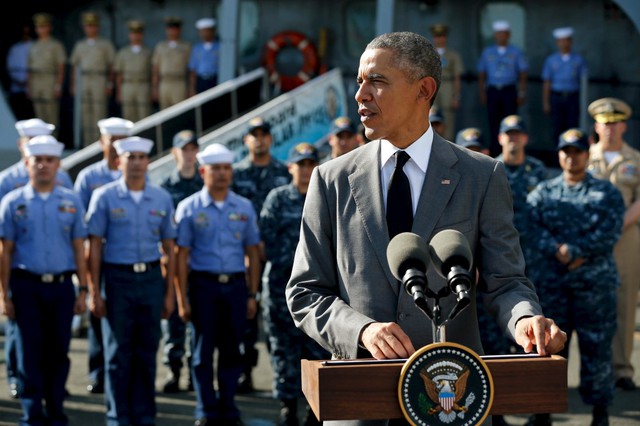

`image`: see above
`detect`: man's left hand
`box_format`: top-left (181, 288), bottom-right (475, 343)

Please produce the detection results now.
top-left (514, 315), bottom-right (567, 356)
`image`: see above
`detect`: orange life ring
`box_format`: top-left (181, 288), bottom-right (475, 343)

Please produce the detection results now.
top-left (263, 31), bottom-right (318, 92)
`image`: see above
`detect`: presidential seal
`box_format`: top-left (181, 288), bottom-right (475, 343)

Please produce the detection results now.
top-left (398, 342), bottom-right (493, 426)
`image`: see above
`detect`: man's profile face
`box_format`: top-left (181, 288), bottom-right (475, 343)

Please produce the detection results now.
top-left (558, 147), bottom-right (588, 174)
top-left (329, 131), bottom-right (360, 158)
top-left (355, 48), bottom-right (429, 146)
top-left (119, 152), bottom-right (149, 179)
top-left (26, 155), bottom-right (59, 186)
top-left (201, 163), bottom-right (232, 191)
top-left (594, 121), bottom-right (626, 143)
top-left (244, 129), bottom-right (273, 156)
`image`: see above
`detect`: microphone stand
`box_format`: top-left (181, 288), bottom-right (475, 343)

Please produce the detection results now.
top-left (410, 268), bottom-right (473, 343)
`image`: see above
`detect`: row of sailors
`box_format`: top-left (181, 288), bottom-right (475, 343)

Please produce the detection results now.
top-left (0, 116), bottom-right (259, 425)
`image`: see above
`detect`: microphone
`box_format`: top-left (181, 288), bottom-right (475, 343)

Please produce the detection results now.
top-left (387, 232), bottom-right (431, 302)
top-left (428, 229), bottom-right (473, 305)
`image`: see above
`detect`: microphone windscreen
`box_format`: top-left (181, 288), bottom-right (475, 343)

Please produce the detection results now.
top-left (386, 232), bottom-right (430, 281)
top-left (429, 229), bottom-right (473, 277)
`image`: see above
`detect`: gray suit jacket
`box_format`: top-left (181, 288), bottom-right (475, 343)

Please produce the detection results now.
top-left (286, 135), bottom-right (542, 425)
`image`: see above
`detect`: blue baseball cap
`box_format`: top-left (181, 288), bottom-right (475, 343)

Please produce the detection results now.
top-left (499, 115), bottom-right (526, 133)
top-left (330, 116), bottom-right (356, 136)
top-left (288, 142), bottom-right (319, 164)
top-left (173, 129), bottom-right (197, 148)
top-left (455, 127), bottom-right (485, 149)
top-left (246, 117), bottom-right (271, 135)
top-left (557, 128), bottom-right (589, 151)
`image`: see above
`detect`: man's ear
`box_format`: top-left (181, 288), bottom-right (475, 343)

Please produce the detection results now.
top-left (419, 76), bottom-right (438, 106)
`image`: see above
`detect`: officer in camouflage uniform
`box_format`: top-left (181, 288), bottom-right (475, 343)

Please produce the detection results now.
top-left (70, 12), bottom-right (116, 147)
top-left (477, 115), bottom-right (547, 355)
top-left (114, 20), bottom-right (152, 122)
top-left (259, 142), bottom-right (326, 426)
top-left (495, 115), bottom-right (548, 259)
top-left (159, 130), bottom-right (202, 393)
top-left (479, 115), bottom-right (547, 426)
top-left (525, 129), bottom-right (624, 426)
top-left (232, 117), bottom-right (291, 393)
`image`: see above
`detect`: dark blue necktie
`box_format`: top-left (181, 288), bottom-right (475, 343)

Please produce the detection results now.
top-left (386, 150), bottom-right (413, 240)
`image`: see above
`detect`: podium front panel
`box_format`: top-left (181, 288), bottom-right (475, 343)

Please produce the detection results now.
top-left (302, 355), bottom-right (567, 421)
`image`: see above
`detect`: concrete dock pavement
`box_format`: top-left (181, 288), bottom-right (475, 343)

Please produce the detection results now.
top-left (1, 302), bottom-right (639, 425)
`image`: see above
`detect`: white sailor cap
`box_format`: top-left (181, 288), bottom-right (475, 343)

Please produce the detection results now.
top-left (113, 137), bottom-right (153, 155)
top-left (195, 18), bottom-right (216, 30)
top-left (23, 135), bottom-right (65, 157)
top-left (98, 117), bottom-right (134, 136)
top-left (492, 20), bottom-right (511, 32)
top-left (553, 27), bottom-right (574, 39)
top-left (197, 143), bottom-right (235, 165)
top-left (15, 118), bottom-right (55, 138)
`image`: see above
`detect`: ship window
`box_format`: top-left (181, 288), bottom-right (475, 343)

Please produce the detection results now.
top-left (344, 0), bottom-right (376, 57)
top-left (239, 0), bottom-right (260, 57)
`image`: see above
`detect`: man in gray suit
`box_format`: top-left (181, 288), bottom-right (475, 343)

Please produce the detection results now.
top-left (286, 32), bottom-right (566, 425)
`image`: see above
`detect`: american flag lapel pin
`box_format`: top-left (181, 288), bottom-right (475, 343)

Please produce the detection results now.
top-left (441, 178), bottom-right (451, 185)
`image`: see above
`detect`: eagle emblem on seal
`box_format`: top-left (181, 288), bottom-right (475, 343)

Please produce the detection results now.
top-left (420, 360), bottom-right (476, 423)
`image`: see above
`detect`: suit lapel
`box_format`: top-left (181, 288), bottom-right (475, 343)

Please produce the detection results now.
top-left (347, 137), bottom-right (461, 292)
top-left (348, 142), bottom-right (398, 290)
top-left (412, 135), bottom-right (460, 240)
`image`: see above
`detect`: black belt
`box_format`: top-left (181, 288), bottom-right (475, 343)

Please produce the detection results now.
top-left (12, 268), bottom-right (74, 283)
top-left (191, 270), bottom-right (245, 284)
top-left (488, 84), bottom-right (516, 90)
top-left (197, 74), bottom-right (217, 80)
top-left (551, 90), bottom-right (578, 97)
top-left (104, 260), bottom-right (160, 274)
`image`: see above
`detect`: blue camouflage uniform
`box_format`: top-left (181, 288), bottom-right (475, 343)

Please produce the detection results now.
top-left (86, 178), bottom-right (176, 426)
top-left (0, 184), bottom-right (86, 425)
top-left (232, 157), bottom-right (291, 216)
top-left (74, 159), bottom-right (122, 390)
top-left (176, 187), bottom-right (260, 422)
top-left (259, 183), bottom-right (328, 400)
top-left (159, 168), bottom-right (203, 378)
top-left (476, 154), bottom-right (548, 356)
top-left (526, 173), bottom-right (624, 407)
top-left (496, 154), bottom-right (548, 257)
top-left (0, 161), bottom-right (73, 400)
top-left (542, 52), bottom-right (588, 143)
top-left (231, 156), bottom-right (290, 379)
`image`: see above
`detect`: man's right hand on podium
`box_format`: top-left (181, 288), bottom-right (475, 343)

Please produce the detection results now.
top-left (360, 322), bottom-right (416, 360)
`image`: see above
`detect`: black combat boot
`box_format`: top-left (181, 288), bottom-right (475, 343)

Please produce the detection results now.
top-left (302, 404), bottom-right (322, 426)
top-left (163, 367), bottom-right (181, 393)
top-left (524, 413), bottom-right (552, 426)
top-left (591, 405), bottom-right (609, 426)
top-left (279, 398), bottom-right (298, 426)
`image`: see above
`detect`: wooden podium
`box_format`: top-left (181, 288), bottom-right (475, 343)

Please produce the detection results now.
top-left (301, 354), bottom-right (567, 421)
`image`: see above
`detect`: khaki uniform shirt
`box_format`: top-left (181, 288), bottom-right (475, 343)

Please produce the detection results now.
top-left (29, 38), bottom-right (66, 76)
top-left (589, 141), bottom-right (640, 208)
top-left (152, 40), bottom-right (191, 78)
top-left (114, 45), bottom-right (152, 82)
top-left (70, 37), bottom-right (116, 74)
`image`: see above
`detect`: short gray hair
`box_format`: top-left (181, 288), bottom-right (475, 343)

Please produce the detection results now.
top-left (366, 32), bottom-right (441, 96)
